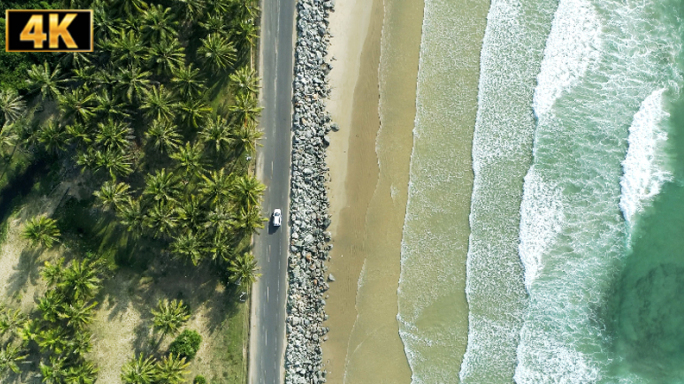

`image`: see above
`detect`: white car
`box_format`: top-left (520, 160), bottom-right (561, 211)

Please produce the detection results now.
top-left (272, 209), bottom-right (282, 227)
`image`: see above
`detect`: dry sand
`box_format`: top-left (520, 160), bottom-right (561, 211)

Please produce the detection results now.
top-left (323, 0), bottom-right (424, 382)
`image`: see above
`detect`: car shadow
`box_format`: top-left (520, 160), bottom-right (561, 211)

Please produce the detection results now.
top-left (268, 220), bottom-right (280, 235)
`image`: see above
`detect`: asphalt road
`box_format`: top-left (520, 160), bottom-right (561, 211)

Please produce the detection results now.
top-left (249, 0), bottom-right (296, 382)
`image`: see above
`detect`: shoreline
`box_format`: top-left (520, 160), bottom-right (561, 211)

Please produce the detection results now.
top-left (322, 0), bottom-right (425, 382)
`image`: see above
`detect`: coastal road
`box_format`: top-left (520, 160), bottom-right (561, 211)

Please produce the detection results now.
top-left (249, 0), bottom-right (296, 382)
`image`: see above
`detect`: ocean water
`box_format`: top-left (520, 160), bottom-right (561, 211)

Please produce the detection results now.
top-left (397, 0), bottom-right (488, 382)
top-left (515, 0), bottom-right (683, 382)
top-left (398, 0), bottom-right (684, 382)
top-left (460, 0), bottom-right (557, 382)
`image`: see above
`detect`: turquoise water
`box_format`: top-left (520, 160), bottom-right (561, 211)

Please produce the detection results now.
top-left (401, 0), bottom-right (684, 381)
top-left (514, 0), bottom-right (684, 381)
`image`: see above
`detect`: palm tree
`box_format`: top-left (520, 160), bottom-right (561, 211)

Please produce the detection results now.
top-left (0, 345), bottom-right (27, 375)
top-left (199, 13), bottom-right (228, 35)
top-left (229, 66), bottom-right (259, 98)
top-left (171, 230), bottom-right (205, 265)
top-left (174, 0), bottom-right (206, 24)
top-left (94, 148), bottom-right (134, 178)
top-left (72, 66), bottom-right (96, 84)
top-left (170, 142), bottom-right (207, 177)
top-left (145, 119), bottom-right (182, 153)
top-left (142, 4), bottom-right (178, 43)
top-left (92, 67), bottom-right (116, 89)
top-left (95, 119), bottom-right (134, 152)
top-left (58, 300), bottom-right (97, 329)
top-left (67, 331), bottom-right (93, 358)
top-left (205, 203), bottom-right (232, 236)
top-left (93, 89), bottom-right (130, 119)
top-left (39, 356), bottom-right (68, 384)
top-left (229, 93), bottom-right (262, 127)
top-left (26, 62), bottom-right (65, 100)
top-left (199, 115), bottom-right (233, 155)
top-left (60, 259), bottom-right (102, 301)
top-left (200, 168), bottom-right (232, 205)
top-left (231, 19), bottom-right (258, 59)
top-left (141, 85), bottom-right (177, 122)
top-left (232, 122), bottom-right (263, 155)
top-left (65, 360), bottom-right (98, 384)
top-left (94, 180), bottom-right (131, 212)
top-left (59, 51), bottom-right (92, 70)
top-left (198, 34), bottom-right (237, 73)
top-left (117, 197), bottom-right (146, 236)
top-left (0, 121), bottom-right (19, 151)
top-left (93, 1), bottom-right (118, 40)
top-left (155, 354), bottom-right (189, 384)
top-left (114, 0), bottom-right (149, 16)
top-left (58, 87), bottom-right (95, 122)
top-left (208, 0), bottom-right (232, 14)
top-left (146, 39), bottom-right (185, 77)
top-left (145, 203), bottom-right (177, 238)
top-left (0, 307), bottom-right (26, 336)
top-left (144, 169), bottom-right (180, 204)
top-left (151, 299), bottom-right (190, 337)
top-left (110, 30), bottom-right (145, 66)
top-left (38, 327), bottom-right (68, 354)
top-left (41, 258), bottom-right (65, 287)
top-left (38, 290), bottom-right (64, 324)
top-left (208, 231), bottom-right (232, 261)
top-left (178, 98), bottom-right (212, 128)
top-left (115, 65), bottom-right (152, 104)
top-left (232, 174), bottom-right (266, 209)
top-left (177, 195), bottom-right (205, 230)
top-left (171, 64), bottom-right (205, 98)
top-left (19, 319), bottom-right (40, 344)
top-left (40, 356), bottom-right (68, 384)
top-left (233, 206), bottom-right (266, 235)
top-left (121, 15), bottom-right (144, 34)
top-left (37, 120), bottom-right (69, 155)
top-left (22, 216), bottom-right (60, 248)
top-left (0, 88), bottom-right (26, 125)
top-left (228, 252), bottom-right (260, 289)
top-left (230, 0), bottom-right (259, 20)
top-left (121, 353), bottom-right (156, 384)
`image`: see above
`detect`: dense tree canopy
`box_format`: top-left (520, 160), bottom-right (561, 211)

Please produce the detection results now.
top-left (1, 0), bottom-right (264, 381)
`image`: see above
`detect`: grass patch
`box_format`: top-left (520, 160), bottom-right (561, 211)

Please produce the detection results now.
top-left (207, 297), bottom-right (248, 384)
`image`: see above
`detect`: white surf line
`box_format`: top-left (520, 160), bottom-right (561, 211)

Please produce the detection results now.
top-left (619, 88), bottom-right (670, 232)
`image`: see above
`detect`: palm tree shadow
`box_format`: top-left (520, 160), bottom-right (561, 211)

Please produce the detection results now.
top-left (6, 248), bottom-right (43, 299)
top-left (4, 364), bottom-right (41, 384)
top-left (131, 315), bottom-right (156, 357)
top-left (98, 269), bottom-right (138, 322)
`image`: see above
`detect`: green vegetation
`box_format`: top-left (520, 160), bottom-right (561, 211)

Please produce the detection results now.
top-left (169, 330), bottom-right (202, 360)
top-left (0, 0), bottom-right (262, 382)
top-left (194, 375), bottom-right (208, 384)
top-left (21, 216), bottom-right (61, 248)
top-left (0, 1), bottom-right (61, 91)
top-left (152, 299), bottom-right (190, 339)
top-left (120, 352), bottom-right (190, 384)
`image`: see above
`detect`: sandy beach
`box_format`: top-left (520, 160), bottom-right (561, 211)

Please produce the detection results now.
top-left (322, 0), bottom-right (424, 382)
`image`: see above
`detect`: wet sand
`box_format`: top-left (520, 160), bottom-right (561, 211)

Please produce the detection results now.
top-left (323, 0), bottom-right (424, 382)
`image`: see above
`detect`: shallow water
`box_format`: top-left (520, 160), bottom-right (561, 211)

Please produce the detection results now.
top-left (397, 0), bottom-right (488, 382)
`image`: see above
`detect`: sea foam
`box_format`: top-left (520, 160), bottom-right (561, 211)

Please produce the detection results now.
top-left (458, 0), bottom-right (557, 382)
top-left (533, 0), bottom-right (601, 118)
top-left (619, 88), bottom-right (671, 229)
top-left (515, 0), bottom-right (682, 381)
